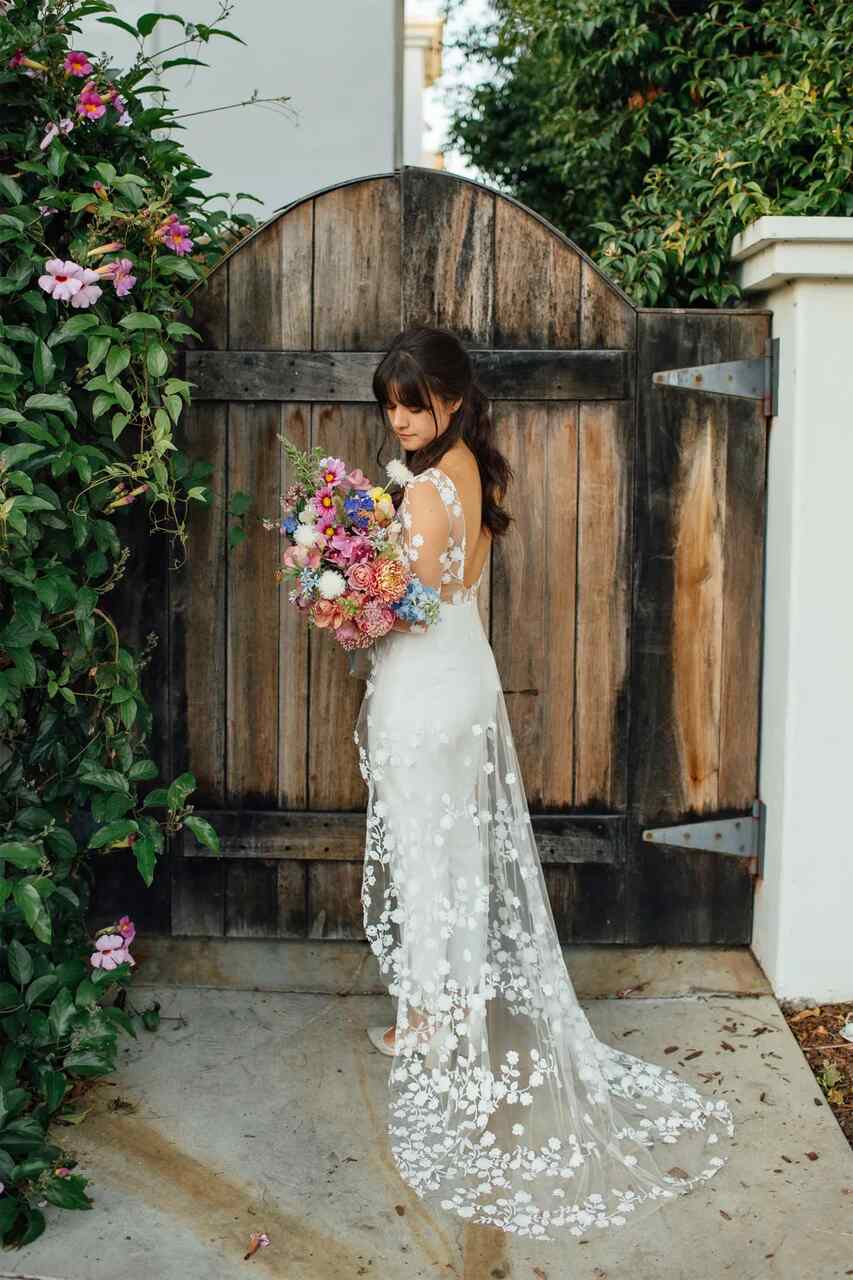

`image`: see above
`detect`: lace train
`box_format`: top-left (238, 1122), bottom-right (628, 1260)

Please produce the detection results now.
top-left (353, 596), bottom-right (734, 1242)
top-left (352, 465), bottom-right (734, 1241)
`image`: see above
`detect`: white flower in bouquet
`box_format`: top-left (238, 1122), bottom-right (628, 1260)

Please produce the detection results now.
top-left (298, 505), bottom-right (318, 524)
top-left (293, 524), bottom-right (324, 548)
top-left (385, 459), bottom-right (415, 486)
top-left (317, 569), bottom-right (347, 599)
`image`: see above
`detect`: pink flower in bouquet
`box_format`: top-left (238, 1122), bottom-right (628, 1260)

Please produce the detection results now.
top-left (283, 542), bottom-right (321, 571)
top-left (311, 484), bottom-right (339, 520)
top-left (64, 50), bottom-right (94, 78)
top-left (347, 562), bottom-right (374, 592)
top-left (373, 557), bottom-right (409, 603)
top-left (329, 528), bottom-right (372, 564)
top-left (336, 620), bottom-right (371, 650)
top-left (357, 598), bottom-right (396, 639)
top-left (347, 467), bottom-right (373, 490)
top-left (318, 456), bottom-right (347, 488)
top-left (315, 513), bottom-right (338, 541)
top-left (117, 914), bottom-right (136, 945)
top-left (311, 598), bottom-right (345, 629)
top-left (90, 934), bottom-right (135, 970)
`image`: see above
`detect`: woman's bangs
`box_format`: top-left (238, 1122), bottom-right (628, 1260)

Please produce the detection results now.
top-left (374, 359), bottom-right (432, 413)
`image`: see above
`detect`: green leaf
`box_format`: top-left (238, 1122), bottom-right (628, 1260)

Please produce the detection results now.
top-left (0, 841), bottom-right (42, 869)
top-left (48, 987), bottom-right (76, 1041)
top-left (0, 174), bottom-right (22, 204)
top-left (166, 771), bottom-right (196, 809)
top-left (87, 334), bottom-right (110, 370)
top-left (7, 939), bottom-right (33, 986)
top-left (13, 882), bottom-right (51, 944)
top-left (25, 393), bottom-right (77, 423)
top-left (146, 343), bottom-right (168, 378)
top-left (105, 346), bottom-right (131, 381)
top-left (183, 815), bottom-right (220, 853)
top-left (132, 835), bottom-right (157, 886)
top-left (41, 1069), bottom-right (68, 1112)
top-left (49, 314), bottom-right (99, 347)
top-left (97, 14), bottom-right (139, 36)
top-left (33, 339), bottom-right (55, 388)
top-left (111, 412), bottom-right (130, 440)
top-left (77, 764), bottom-right (130, 793)
top-left (25, 974), bottom-right (59, 1008)
top-left (118, 312), bottom-right (162, 332)
top-left (42, 1173), bottom-right (93, 1211)
top-left (0, 442), bottom-right (43, 469)
top-left (138, 11), bottom-right (185, 35)
top-left (161, 57), bottom-right (209, 69)
top-left (88, 820), bottom-right (139, 850)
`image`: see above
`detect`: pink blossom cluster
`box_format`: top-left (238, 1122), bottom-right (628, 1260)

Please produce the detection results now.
top-left (154, 212), bottom-right (194, 256)
top-left (90, 914), bottom-right (136, 971)
top-left (38, 254), bottom-right (136, 305)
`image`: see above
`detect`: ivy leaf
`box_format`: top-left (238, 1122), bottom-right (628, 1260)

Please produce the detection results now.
top-left (146, 343), bottom-right (168, 378)
top-left (25, 393), bottom-right (77, 424)
top-left (33, 339), bottom-right (55, 388)
top-left (118, 312), bottom-right (162, 332)
top-left (105, 346), bottom-right (131, 381)
top-left (183, 815), bottom-right (220, 853)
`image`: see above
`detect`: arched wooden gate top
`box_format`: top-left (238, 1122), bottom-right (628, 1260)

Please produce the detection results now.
top-left (188, 164), bottom-right (636, 368)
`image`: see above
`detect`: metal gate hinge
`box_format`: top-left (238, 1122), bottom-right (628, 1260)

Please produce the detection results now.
top-left (653, 337), bottom-right (779, 417)
top-left (642, 798), bottom-right (766, 878)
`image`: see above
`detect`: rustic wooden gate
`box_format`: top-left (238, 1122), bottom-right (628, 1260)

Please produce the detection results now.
top-left (101, 166), bottom-right (770, 948)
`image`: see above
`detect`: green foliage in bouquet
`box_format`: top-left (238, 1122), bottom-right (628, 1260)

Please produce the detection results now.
top-left (0, 0), bottom-right (262, 1246)
top-left (446, 0), bottom-right (852, 305)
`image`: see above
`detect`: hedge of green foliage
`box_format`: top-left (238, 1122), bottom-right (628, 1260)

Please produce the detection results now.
top-left (446, 0), bottom-right (852, 305)
top-left (0, 0), bottom-right (258, 1247)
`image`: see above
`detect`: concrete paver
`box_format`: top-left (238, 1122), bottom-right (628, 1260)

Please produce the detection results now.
top-left (8, 990), bottom-right (851, 1280)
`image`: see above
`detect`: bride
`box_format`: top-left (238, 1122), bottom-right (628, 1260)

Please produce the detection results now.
top-left (352, 325), bottom-right (734, 1242)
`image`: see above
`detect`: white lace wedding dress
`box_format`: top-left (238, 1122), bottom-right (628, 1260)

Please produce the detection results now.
top-left (353, 465), bottom-right (734, 1242)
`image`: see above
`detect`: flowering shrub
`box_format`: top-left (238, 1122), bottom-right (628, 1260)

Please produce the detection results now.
top-left (0, 0), bottom-right (261, 1247)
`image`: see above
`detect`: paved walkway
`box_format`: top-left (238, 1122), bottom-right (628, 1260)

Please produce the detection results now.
top-left (9, 989), bottom-right (852, 1280)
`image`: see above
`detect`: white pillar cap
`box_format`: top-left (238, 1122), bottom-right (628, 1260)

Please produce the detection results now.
top-left (731, 216), bottom-right (853, 291)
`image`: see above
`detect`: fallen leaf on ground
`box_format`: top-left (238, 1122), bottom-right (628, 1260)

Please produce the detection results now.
top-left (244, 1231), bottom-right (270, 1260)
top-left (394, 1204), bottom-right (406, 1216)
top-left (720, 1209), bottom-right (732, 1221)
top-left (789, 1007), bottom-right (821, 1023)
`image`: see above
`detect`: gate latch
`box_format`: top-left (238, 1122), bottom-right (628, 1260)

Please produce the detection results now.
top-left (653, 337), bottom-right (778, 417)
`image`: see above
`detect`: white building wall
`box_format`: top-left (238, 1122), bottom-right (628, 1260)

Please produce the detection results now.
top-left (81, 0), bottom-right (402, 218)
top-left (731, 217), bottom-right (853, 1001)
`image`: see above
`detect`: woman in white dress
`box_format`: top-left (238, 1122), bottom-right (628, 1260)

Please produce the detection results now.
top-left (353, 325), bottom-right (734, 1242)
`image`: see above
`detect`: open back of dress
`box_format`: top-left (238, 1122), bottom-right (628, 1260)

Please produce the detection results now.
top-left (353, 467), bottom-right (734, 1242)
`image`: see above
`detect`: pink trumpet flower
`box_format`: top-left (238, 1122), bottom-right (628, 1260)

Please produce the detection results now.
top-left (90, 934), bottom-right (135, 970)
top-left (76, 83), bottom-right (106, 120)
top-left (37, 259), bottom-right (83, 302)
top-left (64, 50), bottom-right (93, 78)
top-left (39, 117), bottom-right (74, 150)
top-left (70, 268), bottom-right (102, 309)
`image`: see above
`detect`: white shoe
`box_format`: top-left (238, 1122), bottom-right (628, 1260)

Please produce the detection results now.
top-left (367, 1024), bottom-right (397, 1056)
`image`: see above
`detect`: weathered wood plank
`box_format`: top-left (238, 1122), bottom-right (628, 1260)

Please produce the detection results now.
top-left (224, 860), bottom-right (278, 937)
top-left (228, 216), bottom-right (283, 351)
top-left (307, 404), bottom-right (387, 810)
top-left (226, 403), bottom-right (281, 805)
top-left (496, 403), bottom-right (578, 811)
top-left (574, 401), bottom-right (633, 810)
top-left (543, 863), bottom-right (626, 942)
top-left (277, 861), bottom-right (308, 937)
top-left (402, 168), bottom-right (494, 342)
top-left (628, 310), bottom-right (759, 943)
top-left (313, 176), bottom-right (401, 350)
top-left (719, 313), bottom-right (769, 810)
top-left (178, 810), bottom-right (627, 865)
top-left (580, 259), bottom-right (636, 350)
top-left (184, 348), bottom-right (633, 402)
top-left (278, 405), bottom-right (311, 809)
top-left (308, 862), bottom-right (366, 939)
top-left (170, 264), bottom-right (229, 935)
top-left (494, 198), bottom-right (580, 349)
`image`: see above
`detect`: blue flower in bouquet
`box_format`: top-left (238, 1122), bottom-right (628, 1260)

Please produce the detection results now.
top-left (392, 576), bottom-right (441, 626)
top-left (343, 490), bottom-right (374, 528)
top-left (280, 514), bottom-right (300, 535)
top-left (299, 566), bottom-right (320, 595)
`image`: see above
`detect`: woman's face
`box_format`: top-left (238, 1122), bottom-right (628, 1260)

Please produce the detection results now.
top-left (385, 387), bottom-right (463, 451)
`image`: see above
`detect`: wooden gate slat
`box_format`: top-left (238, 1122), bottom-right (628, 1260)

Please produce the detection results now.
top-left (494, 197), bottom-right (580, 348)
top-left (184, 348), bottom-right (633, 402)
top-left (313, 177), bottom-right (401, 349)
top-left (402, 168), bottom-right (494, 341)
top-left (575, 401), bottom-right (633, 810)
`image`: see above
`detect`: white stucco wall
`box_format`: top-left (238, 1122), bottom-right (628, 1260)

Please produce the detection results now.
top-left (80, 0), bottom-right (402, 218)
top-left (731, 217), bottom-right (853, 1001)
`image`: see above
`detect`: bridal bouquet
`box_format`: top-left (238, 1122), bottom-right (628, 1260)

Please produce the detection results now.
top-left (264, 437), bottom-right (441, 674)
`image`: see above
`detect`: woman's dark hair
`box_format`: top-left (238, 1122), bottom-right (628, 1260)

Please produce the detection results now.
top-left (372, 325), bottom-right (514, 539)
